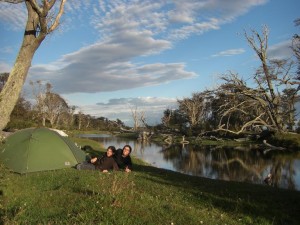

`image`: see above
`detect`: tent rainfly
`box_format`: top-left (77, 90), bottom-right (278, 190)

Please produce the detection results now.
top-left (0, 127), bottom-right (86, 174)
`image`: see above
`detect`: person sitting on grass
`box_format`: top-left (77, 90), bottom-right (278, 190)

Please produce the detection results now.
top-left (77, 146), bottom-right (119, 172)
top-left (114, 144), bottom-right (133, 172)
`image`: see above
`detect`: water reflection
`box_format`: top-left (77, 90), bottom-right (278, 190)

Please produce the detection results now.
top-left (79, 134), bottom-right (300, 191)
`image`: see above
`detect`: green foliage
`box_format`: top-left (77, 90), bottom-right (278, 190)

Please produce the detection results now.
top-left (115, 132), bottom-right (138, 139)
top-left (5, 119), bottom-right (37, 130)
top-left (4, 96), bottom-right (36, 131)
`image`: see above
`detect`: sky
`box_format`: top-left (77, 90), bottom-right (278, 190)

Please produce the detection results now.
top-left (0, 0), bottom-right (299, 126)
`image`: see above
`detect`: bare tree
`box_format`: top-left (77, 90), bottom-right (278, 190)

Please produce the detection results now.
top-left (178, 92), bottom-right (205, 128)
top-left (85, 114), bottom-right (92, 129)
top-left (0, 0), bottom-right (67, 131)
top-left (140, 111), bottom-right (150, 129)
top-left (31, 81), bottom-right (69, 127)
top-left (130, 105), bottom-right (149, 131)
top-left (162, 109), bottom-right (172, 127)
top-left (30, 80), bottom-right (48, 126)
top-left (44, 92), bottom-right (69, 127)
top-left (131, 106), bottom-right (140, 131)
top-left (215, 75), bottom-right (270, 134)
top-left (215, 26), bottom-right (299, 134)
top-left (77, 111), bottom-right (83, 130)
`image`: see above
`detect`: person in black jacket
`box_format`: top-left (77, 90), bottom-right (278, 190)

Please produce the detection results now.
top-left (90, 146), bottom-right (119, 172)
top-left (77, 146), bottom-right (119, 172)
top-left (114, 144), bottom-right (133, 172)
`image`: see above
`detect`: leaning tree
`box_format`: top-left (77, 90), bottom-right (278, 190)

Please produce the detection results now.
top-left (0, 0), bottom-right (67, 131)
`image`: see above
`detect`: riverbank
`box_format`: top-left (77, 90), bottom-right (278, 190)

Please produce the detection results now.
top-left (1, 137), bottom-right (300, 224)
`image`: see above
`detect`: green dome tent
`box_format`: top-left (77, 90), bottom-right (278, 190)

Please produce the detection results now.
top-left (0, 127), bottom-right (86, 174)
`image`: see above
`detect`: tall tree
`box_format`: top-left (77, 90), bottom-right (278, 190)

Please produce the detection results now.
top-left (0, 0), bottom-right (67, 131)
top-left (31, 81), bottom-right (69, 127)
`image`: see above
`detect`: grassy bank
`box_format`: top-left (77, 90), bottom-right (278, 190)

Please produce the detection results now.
top-left (1, 138), bottom-right (300, 225)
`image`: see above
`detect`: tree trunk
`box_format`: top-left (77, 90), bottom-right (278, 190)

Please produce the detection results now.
top-left (0, 44), bottom-right (42, 130)
top-left (0, 0), bottom-right (67, 131)
top-left (0, 2), bottom-right (45, 131)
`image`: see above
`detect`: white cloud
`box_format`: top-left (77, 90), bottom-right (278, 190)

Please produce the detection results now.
top-left (211, 48), bottom-right (245, 57)
top-left (167, 0), bottom-right (268, 40)
top-left (0, 0), bottom-right (269, 37)
top-left (26, 40), bottom-right (196, 94)
top-left (90, 0), bottom-right (269, 42)
top-left (268, 40), bottom-right (294, 60)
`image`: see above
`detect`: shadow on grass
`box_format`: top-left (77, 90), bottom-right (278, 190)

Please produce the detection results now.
top-left (133, 163), bottom-right (300, 225)
top-left (77, 144), bottom-right (300, 224)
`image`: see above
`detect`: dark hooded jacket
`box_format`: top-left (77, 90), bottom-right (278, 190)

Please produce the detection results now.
top-left (113, 148), bottom-right (132, 170)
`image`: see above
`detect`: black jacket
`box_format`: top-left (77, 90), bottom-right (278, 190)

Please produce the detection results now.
top-left (93, 154), bottom-right (119, 171)
top-left (114, 149), bottom-right (132, 170)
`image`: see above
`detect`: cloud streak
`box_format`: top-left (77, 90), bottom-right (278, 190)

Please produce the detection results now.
top-left (211, 48), bottom-right (245, 57)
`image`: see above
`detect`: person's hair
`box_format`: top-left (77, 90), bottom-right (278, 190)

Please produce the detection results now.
top-left (107, 146), bottom-right (116, 154)
top-left (123, 144), bottom-right (132, 153)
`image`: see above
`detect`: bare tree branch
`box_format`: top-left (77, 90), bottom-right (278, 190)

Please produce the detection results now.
top-left (48, 0), bottom-right (67, 33)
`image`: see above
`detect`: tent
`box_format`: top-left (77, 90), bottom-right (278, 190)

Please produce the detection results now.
top-left (0, 127), bottom-right (86, 174)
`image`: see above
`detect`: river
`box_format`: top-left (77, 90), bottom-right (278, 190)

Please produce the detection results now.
top-left (78, 134), bottom-right (300, 191)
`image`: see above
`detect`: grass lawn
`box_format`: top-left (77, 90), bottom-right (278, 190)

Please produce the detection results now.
top-left (1, 138), bottom-right (300, 225)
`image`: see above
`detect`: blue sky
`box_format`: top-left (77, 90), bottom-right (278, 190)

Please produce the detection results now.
top-left (0, 0), bottom-right (299, 126)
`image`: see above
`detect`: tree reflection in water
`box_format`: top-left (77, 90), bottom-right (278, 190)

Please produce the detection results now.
top-left (160, 144), bottom-right (300, 191)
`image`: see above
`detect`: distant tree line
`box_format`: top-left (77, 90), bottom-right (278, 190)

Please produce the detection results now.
top-left (0, 77), bottom-right (126, 132)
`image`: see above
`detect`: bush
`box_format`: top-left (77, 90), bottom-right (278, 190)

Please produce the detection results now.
top-left (269, 132), bottom-right (300, 150)
top-left (5, 119), bottom-right (37, 131)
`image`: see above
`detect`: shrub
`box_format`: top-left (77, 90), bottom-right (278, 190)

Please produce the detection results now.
top-left (269, 132), bottom-right (300, 150)
top-left (5, 119), bottom-right (37, 131)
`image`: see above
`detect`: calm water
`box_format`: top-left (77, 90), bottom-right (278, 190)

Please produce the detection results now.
top-left (78, 134), bottom-right (300, 191)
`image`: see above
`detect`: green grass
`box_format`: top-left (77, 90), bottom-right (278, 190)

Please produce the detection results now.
top-left (1, 138), bottom-right (300, 225)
